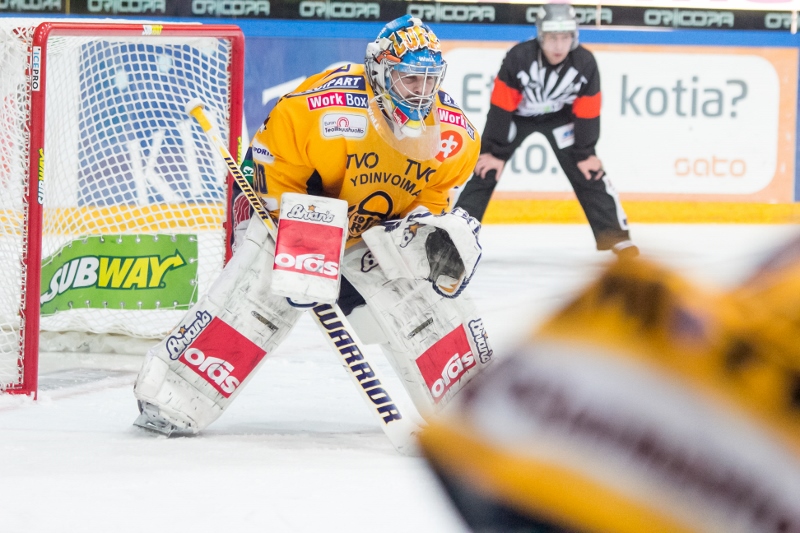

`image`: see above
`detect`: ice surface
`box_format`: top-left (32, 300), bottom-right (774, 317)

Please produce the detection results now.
top-left (1, 223), bottom-right (796, 533)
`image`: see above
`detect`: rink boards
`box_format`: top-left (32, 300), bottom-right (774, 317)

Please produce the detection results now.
top-left (234, 21), bottom-right (800, 223)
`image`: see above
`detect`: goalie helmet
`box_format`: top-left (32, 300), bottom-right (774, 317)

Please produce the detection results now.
top-left (536, 3), bottom-right (579, 51)
top-left (365, 15), bottom-right (446, 138)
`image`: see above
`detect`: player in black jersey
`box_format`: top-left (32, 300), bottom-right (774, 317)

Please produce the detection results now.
top-left (455, 3), bottom-right (638, 258)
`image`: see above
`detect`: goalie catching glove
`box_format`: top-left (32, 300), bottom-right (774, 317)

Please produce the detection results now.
top-left (362, 207), bottom-right (482, 298)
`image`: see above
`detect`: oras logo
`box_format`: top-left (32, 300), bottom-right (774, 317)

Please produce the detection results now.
top-left (430, 352), bottom-right (475, 399)
top-left (436, 130), bottom-right (463, 162)
top-left (274, 253), bottom-right (339, 276)
top-left (416, 326), bottom-right (476, 402)
top-left (181, 347), bottom-right (240, 395)
top-left (176, 317), bottom-right (266, 398)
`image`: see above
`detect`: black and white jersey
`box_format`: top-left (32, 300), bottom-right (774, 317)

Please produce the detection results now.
top-left (482, 39), bottom-right (601, 162)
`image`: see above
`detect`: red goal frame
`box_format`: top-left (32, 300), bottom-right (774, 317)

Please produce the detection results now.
top-left (11, 22), bottom-right (244, 397)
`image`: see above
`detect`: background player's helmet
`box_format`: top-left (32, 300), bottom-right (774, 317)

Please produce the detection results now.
top-left (536, 3), bottom-right (579, 51)
top-left (365, 15), bottom-right (446, 136)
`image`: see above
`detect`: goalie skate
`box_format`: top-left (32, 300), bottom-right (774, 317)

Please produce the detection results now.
top-left (132, 401), bottom-right (192, 437)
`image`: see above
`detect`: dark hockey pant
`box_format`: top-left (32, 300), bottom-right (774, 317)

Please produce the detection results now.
top-left (455, 115), bottom-right (631, 251)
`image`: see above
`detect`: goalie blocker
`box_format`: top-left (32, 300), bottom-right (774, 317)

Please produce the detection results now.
top-left (271, 193), bottom-right (348, 304)
top-left (133, 199), bottom-right (493, 433)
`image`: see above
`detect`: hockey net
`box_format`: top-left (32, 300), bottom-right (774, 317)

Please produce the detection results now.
top-left (0, 20), bottom-right (244, 396)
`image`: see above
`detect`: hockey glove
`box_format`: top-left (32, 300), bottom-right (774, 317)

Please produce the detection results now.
top-left (426, 227), bottom-right (465, 284)
top-left (362, 207), bottom-right (482, 298)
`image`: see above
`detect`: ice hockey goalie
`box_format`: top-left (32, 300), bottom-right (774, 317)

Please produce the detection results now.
top-left (132, 15), bottom-right (494, 437)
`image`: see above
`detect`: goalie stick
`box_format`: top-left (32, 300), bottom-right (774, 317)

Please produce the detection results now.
top-left (186, 99), bottom-right (422, 454)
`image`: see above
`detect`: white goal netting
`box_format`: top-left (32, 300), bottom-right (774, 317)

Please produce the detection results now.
top-left (0, 20), bottom-right (242, 392)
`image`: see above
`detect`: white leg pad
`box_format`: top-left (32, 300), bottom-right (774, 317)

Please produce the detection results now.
top-left (134, 215), bottom-right (303, 432)
top-left (342, 242), bottom-right (494, 419)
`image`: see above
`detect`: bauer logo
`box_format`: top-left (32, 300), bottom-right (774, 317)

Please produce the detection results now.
top-left (179, 318), bottom-right (266, 398)
top-left (437, 91), bottom-right (460, 109)
top-left (416, 326), bottom-right (476, 402)
top-left (468, 319), bottom-right (493, 364)
top-left (166, 310), bottom-right (213, 360)
top-left (286, 203), bottom-right (335, 224)
top-left (31, 46), bottom-right (41, 92)
top-left (321, 114), bottom-right (367, 139)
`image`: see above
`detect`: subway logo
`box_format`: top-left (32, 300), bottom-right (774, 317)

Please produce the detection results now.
top-left (41, 252), bottom-right (188, 304)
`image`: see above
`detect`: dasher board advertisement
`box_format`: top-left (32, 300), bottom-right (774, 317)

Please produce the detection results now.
top-left (441, 42), bottom-right (797, 203)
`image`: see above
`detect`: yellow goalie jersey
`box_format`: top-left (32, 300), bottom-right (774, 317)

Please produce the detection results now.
top-left (247, 63), bottom-right (480, 241)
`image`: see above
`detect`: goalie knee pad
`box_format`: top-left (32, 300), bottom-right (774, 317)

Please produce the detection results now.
top-left (133, 215), bottom-right (303, 432)
top-left (342, 241), bottom-right (493, 419)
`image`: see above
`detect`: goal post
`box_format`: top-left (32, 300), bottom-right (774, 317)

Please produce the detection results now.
top-left (0, 20), bottom-right (245, 397)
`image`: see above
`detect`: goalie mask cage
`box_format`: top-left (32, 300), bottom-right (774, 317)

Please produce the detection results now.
top-left (0, 20), bottom-right (244, 397)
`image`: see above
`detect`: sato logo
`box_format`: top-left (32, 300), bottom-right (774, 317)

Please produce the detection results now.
top-left (321, 113), bottom-right (367, 139)
top-left (416, 326), bottom-right (476, 402)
